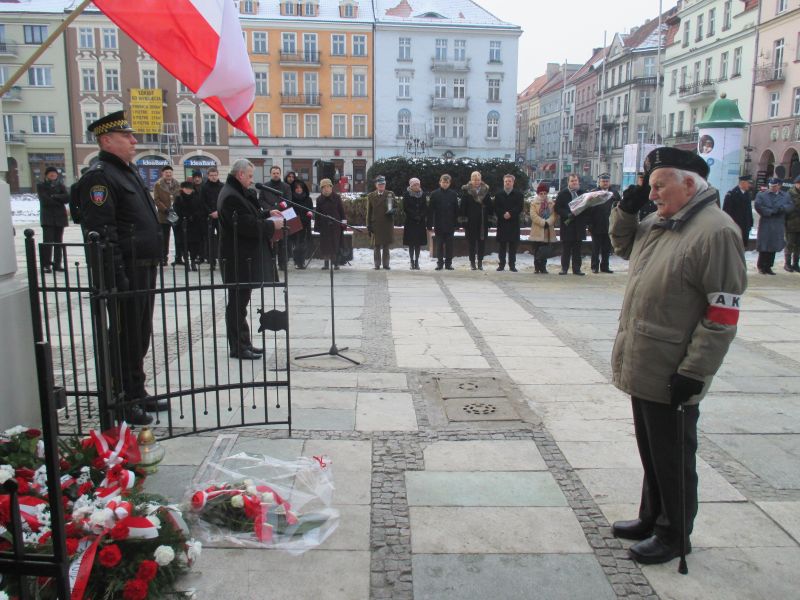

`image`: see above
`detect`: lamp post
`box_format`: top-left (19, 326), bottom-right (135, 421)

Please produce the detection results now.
top-left (404, 137), bottom-right (426, 158)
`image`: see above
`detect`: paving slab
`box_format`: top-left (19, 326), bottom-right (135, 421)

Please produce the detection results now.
top-left (700, 395), bottom-right (800, 434)
top-left (410, 507), bottom-right (591, 554)
top-left (755, 501), bottom-right (800, 543)
top-left (518, 384), bottom-right (627, 404)
top-left (707, 433), bottom-right (800, 489)
top-left (159, 435), bottom-right (217, 466)
top-left (412, 554), bottom-right (616, 600)
top-left (316, 504), bottom-right (370, 551)
top-left (301, 439), bottom-right (372, 473)
top-left (423, 440), bottom-right (546, 471)
top-left (688, 502), bottom-right (799, 548)
top-left (558, 440), bottom-right (642, 469)
top-left (355, 392), bottom-right (418, 431)
top-left (405, 471), bottom-right (566, 507)
top-left (291, 389), bottom-right (357, 410)
top-left (144, 465), bottom-right (197, 503)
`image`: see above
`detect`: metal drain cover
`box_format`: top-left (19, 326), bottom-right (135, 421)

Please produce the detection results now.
top-left (436, 377), bottom-right (505, 399)
top-left (443, 397), bottom-right (519, 422)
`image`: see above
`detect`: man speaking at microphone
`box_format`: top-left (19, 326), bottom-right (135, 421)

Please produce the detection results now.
top-left (258, 166), bottom-right (292, 270)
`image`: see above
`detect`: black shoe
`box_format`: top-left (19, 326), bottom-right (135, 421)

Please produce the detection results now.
top-left (143, 397), bottom-right (169, 412)
top-left (470, 262), bottom-right (477, 270)
top-left (230, 349), bottom-right (261, 360)
top-left (445, 266), bottom-right (454, 270)
top-left (383, 266), bottom-right (390, 270)
top-left (122, 405), bottom-right (153, 425)
top-left (573, 271), bottom-right (586, 276)
top-left (247, 345), bottom-right (264, 354)
top-left (509, 266), bottom-right (517, 272)
top-left (601, 268), bottom-right (614, 273)
top-left (591, 268), bottom-right (599, 274)
top-left (496, 265), bottom-right (505, 271)
top-left (559, 271), bottom-right (568, 275)
top-left (478, 261), bottom-right (483, 270)
top-left (42, 266), bottom-right (52, 273)
top-left (53, 265), bottom-right (65, 272)
top-left (323, 261), bottom-right (330, 269)
top-left (765, 268), bottom-right (777, 275)
top-left (373, 265), bottom-right (381, 270)
top-left (435, 265), bottom-right (443, 271)
top-left (612, 519), bottom-right (653, 541)
top-left (784, 264), bottom-right (794, 272)
top-left (629, 535), bottom-right (691, 565)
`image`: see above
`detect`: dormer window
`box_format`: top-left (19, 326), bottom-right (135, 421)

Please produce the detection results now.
top-left (240, 0), bottom-right (258, 14)
top-left (281, 1), bottom-right (296, 16)
top-left (339, 0), bottom-right (358, 18)
top-left (302, 1), bottom-right (319, 16)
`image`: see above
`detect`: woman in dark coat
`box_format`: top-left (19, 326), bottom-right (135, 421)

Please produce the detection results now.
top-left (314, 178), bottom-right (346, 269)
top-left (37, 166), bottom-right (69, 272)
top-left (174, 180), bottom-right (208, 270)
top-left (460, 171), bottom-right (493, 270)
top-left (402, 177), bottom-right (428, 270)
top-left (285, 171), bottom-right (310, 196)
top-left (290, 180), bottom-right (314, 269)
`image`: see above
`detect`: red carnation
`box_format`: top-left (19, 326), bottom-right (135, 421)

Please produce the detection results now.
top-left (92, 457), bottom-right (106, 470)
top-left (98, 544), bottom-right (122, 568)
top-left (122, 578), bottom-right (149, 600)
top-left (78, 482), bottom-right (93, 496)
top-left (110, 522), bottom-right (130, 541)
top-left (66, 538), bottom-right (79, 555)
top-left (38, 531), bottom-right (52, 545)
top-left (59, 459), bottom-right (71, 471)
top-left (136, 560), bottom-right (158, 582)
top-left (25, 428), bottom-right (42, 438)
top-left (16, 478), bottom-right (30, 494)
top-left (15, 467), bottom-right (34, 480)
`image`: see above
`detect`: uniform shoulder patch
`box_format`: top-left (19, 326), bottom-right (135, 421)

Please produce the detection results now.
top-left (90, 185), bottom-right (108, 206)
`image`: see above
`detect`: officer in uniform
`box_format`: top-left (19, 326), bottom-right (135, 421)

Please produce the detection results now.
top-left (589, 173), bottom-right (620, 273)
top-left (722, 174), bottom-right (754, 247)
top-left (79, 111), bottom-right (167, 425)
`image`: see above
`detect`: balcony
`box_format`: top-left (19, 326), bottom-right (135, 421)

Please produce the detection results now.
top-left (430, 57), bottom-right (471, 72)
top-left (0, 40), bottom-right (18, 56)
top-left (430, 96), bottom-right (469, 111)
top-left (1, 86), bottom-right (21, 102)
top-left (431, 136), bottom-right (468, 148)
top-left (280, 93), bottom-right (322, 107)
top-left (4, 131), bottom-right (25, 144)
top-left (678, 80), bottom-right (717, 102)
top-left (572, 147), bottom-right (590, 159)
top-left (279, 50), bottom-right (321, 66)
top-left (754, 62), bottom-right (786, 86)
top-left (597, 75), bottom-right (659, 96)
top-left (672, 130), bottom-right (699, 143)
top-left (596, 115), bottom-right (616, 129)
top-left (574, 123), bottom-right (589, 134)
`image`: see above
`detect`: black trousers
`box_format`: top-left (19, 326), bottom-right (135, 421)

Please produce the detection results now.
top-left (632, 397), bottom-right (699, 545)
top-left (757, 251), bottom-right (776, 271)
top-left (291, 230), bottom-right (310, 266)
top-left (160, 224), bottom-right (171, 262)
top-left (226, 285), bottom-right (253, 353)
top-left (112, 265), bottom-right (156, 399)
top-left (498, 241), bottom-right (518, 267)
top-left (41, 225), bottom-right (64, 268)
top-left (591, 233), bottom-right (612, 271)
top-left (173, 222), bottom-right (185, 262)
top-left (207, 219), bottom-right (219, 266)
top-left (467, 236), bottom-right (486, 264)
top-left (531, 242), bottom-right (551, 272)
top-left (560, 240), bottom-right (583, 273)
top-left (435, 232), bottom-right (454, 267)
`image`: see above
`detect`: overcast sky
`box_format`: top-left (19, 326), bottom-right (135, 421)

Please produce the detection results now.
top-left (478, 0), bottom-right (673, 92)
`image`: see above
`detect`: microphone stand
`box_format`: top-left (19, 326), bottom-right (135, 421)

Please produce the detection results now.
top-left (259, 184), bottom-right (361, 366)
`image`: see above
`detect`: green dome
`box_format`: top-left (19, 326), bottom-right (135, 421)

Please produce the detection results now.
top-left (697, 93), bottom-right (748, 128)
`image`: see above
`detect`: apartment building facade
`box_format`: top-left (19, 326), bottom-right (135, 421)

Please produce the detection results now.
top-left (570, 48), bottom-right (604, 180)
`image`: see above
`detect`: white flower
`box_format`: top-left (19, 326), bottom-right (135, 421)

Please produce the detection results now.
top-left (33, 465), bottom-right (48, 488)
top-left (185, 539), bottom-right (202, 563)
top-left (154, 545), bottom-right (175, 566)
top-left (36, 440), bottom-right (45, 459)
top-left (261, 492), bottom-right (275, 505)
top-left (245, 485), bottom-right (257, 496)
top-left (230, 495), bottom-right (244, 509)
top-left (76, 466), bottom-right (91, 485)
top-left (88, 508), bottom-right (114, 530)
top-left (4, 425), bottom-right (27, 437)
top-left (242, 479), bottom-right (254, 487)
top-left (0, 589), bottom-right (9, 600)
top-left (0, 465), bottom-right (14, 485)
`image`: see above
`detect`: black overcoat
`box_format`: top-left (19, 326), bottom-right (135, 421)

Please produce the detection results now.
top-left (722, 186), bottom-right (754, 245)
top-left (493, 188), bottom-right (524, 243)
top-left (402, 189), bottom-right (428, 245)
top-left (314, 192), bottom-right (346, 258)
top-left (555, 187), bottom-right (587, 242)
top-left (428, 187), bottom-right (459, 234)
top-left (37, 180), bottom-right (69, 227)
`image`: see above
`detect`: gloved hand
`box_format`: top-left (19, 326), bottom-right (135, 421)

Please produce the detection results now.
top-left (669, 373), bottom-right (704, 409)
top-left (619, 182), bottom-right (652, 214)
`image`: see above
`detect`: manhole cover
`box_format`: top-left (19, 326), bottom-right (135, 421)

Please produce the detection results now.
top-left (444, 397), bottom-right (519, 422)
top-left (437, 377), bottom-right (505, 399)
top-left (462, 401), bottom-right (498, 415)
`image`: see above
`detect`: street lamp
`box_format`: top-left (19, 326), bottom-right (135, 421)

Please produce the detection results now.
top-left (405, 137), bottom-right (426, 157)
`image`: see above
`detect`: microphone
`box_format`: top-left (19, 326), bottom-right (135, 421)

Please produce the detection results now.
top-left (255, 182), bottom-right (288, 209)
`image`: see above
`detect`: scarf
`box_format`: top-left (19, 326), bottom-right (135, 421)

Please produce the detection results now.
top-left (406, 187), bottom-right (423, 198)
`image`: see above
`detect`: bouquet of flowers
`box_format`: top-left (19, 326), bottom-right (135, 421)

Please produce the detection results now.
top-left (187, 453), bottom-right (338, 554)
top-left (568, 190), bottom-right (614, 217)
top-left (0, 423), bottom-right (200, 600)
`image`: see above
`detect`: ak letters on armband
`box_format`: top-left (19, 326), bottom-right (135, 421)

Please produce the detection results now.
top-left (706, 292), bottom-right (741, 325)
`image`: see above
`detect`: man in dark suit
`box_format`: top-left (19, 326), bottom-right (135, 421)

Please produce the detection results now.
top-left (589, 173), bottom-right (620, 273)
top-left (555, 174), bottom-right (587, 275)
top-left (722, 175), bottom-right (754, 247)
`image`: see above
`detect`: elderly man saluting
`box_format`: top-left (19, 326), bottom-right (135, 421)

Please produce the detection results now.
top-left (608, 147), bottom-right (747, 566)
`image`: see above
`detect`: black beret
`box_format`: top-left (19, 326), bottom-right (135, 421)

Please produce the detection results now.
top-left (45, 166), bottom-right (59, 176)
top-left (87, 110), bottom-right (134, 136)
top-left (643, 147), bottom-right (709, 180)
top-left (192, 170), bottom-right (202, 177)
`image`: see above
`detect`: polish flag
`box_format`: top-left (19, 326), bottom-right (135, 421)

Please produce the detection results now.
top-left (92, 0), bottom-right (259, 145)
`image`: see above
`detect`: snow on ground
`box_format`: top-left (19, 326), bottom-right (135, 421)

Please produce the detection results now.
top-left (10, 194), bottom-right (40, 224)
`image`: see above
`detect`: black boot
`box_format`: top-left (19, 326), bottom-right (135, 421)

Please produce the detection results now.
top-left (784, 252), bottom-right (793, 272)
top-left (478, 260), bottom-right (483, 270)
top-left (793, 253), bottom-right (800, 272)
top-left (470, 261), bottom-right (477, 270)
top-left (414, 259), bottom-right (420, 270)
top-left (322, 260), bottom-right (329, 269)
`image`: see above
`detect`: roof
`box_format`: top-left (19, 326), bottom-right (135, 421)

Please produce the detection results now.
top-left (623, 7), bottom-right (677, 51)
top-left (517, 73), bottom-right (548, 103)
top-left (373, 0), bottom-right (520, 29)
top-left (743, 0), bottom-right (759, 12)
top-left (568, 46), bottom-right (607, 84)
top-left (0, 0), bottom-right (73, 13)
top-left (538, 64), bottom-right (581, 96)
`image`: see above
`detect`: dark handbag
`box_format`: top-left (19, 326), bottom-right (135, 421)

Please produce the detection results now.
top-left (534, 243), bottom-right (559, 261)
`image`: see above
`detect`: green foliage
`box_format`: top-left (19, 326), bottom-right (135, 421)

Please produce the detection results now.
top-left (367, 157), bottom-right (530, 197)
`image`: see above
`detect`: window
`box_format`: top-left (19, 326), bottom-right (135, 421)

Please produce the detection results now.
top-left (253, 31), bottom-right (267, 54)
top-left (343, 3), bottom-right (355, 17)
top-left (732, 46), bottom-right (742, 76)
top-left (178, 81), bottom-right (191, 94)
top-left (352, 114), bottom-right (367, 138)
top-left (398, 75), bottom-right (410, 98)
top-left (352, 71), bottom-right (366, 96)
top-left (682, 21), bottom-right (690, 47)
top-left (704, 57), bottom-right (713, 82)
top-left (332, 114), bottom-right (346, 137)
top-left (254, 113), bottom-right (269, 137)
top-left (283, 72), bottom-right (297, 95)
top-left (680, 66), bottom-right (687, 88)
top-left (331, 34), bottom-right (345, 56)
top-left (693, 61), bottom-right (701, 83)
top-left (27, 66), bottom-right (52, 86)
top-left (488, 78), bottom-right (500, 102)
top-left (454, 40), bottom-right (466, 61)
top-left (668, 113), bottom-right (675, 137)
top-left (638, 90), bottom-right (651, 112)
top-left (486, 111), bottom-right (499, 139)
top-left (203, 113), bottom-right (217, 144)
top-left (433, 116), bottom-right (446, 138)
top-left (708, 8), bottom-right (716, 36)
top-left (282, 33), bottom-right (296, 54)
top-left (78, 28), bottom-right (93, 49)
top-left (284, 114), bottom-right (298, 137)
top-left (304, 2), bottom-right (316, 16)
top-left (141, 69), bottom-right (156, 89)
top-left (352, 35), bottom-right (366, 57)
top-left (643, 56), bottom-right (656, 77)
top-left (677, 111), bottom-right (685, 134)
top-left (304, 114), bottom-right (319, 138)
top-left (397, 109), bottom-right (410, 137)
top-left (242, 0), bottom-right (255, 12)
top-left (102, 28), bottom-right (117, 49)
top-left (284, 1), bottom-right (295, 15)
top-left (254, 71), bottom-right (268, 95)
top-left (769, 92), bottom-right (780, 118)
top-left (24, 25), bottom-right (47, 45)
top-left (398, 37), bottom-right (411, 60)
top-left (793, 88), bottom-right (800, 116)
top-left (31, 114), bottom-right (55, 134)
top-left (696, 14), bottom-right (703, 41)
top-left (489, 41), bottom-right (501, 63)
top-left (452, 78), bottom-right (465, 99)
top-left (304, 72), bottom-right (318, 100)
top-left (720, 52), bottom-right (729, 80)
top-left (81, 67), bottom-right (96, 91)
top-left (670, 69), bottom-right (677, 94)
top-left (623, 93), bottom-right (629, 115)
top-left (83, 111), bottom-right (98, 141)
top-left (104, 68), bottom-right (119, 92)
top-left (774, 38), bottom-right (785, 78)
top-left (332, 71), bottom-right (345, 96)
top-left (777, 0), bottom-right (788, 13)
top-left (435, 38), bottom-right (447, 61)
top-left (303, 33), bottom-right (317, 62)
top-left (434, 76), bottom-right (446, 99)
top-left (180, 113), bottom-right (195, 143)
top-left (452, 116), bottom-right (465, 138)
top-left (723, 1), bottom-right (732, 30)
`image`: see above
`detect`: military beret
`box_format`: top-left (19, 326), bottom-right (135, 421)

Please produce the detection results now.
top-left (738, 174), bottom-right (752, 182)
top-left (598, 173), bottom-right (611, 180)
top-left (87, 110), bottom-right (134, 136)
top-left (643, 147), bottom-right (709, 179)
top-left (375, 175), bottom-right (386, 184)
top-left (768, 177), bottom-right (782, 185)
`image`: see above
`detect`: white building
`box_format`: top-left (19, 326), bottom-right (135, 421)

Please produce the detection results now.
top-left (661, 0), bottom-right (759, 153)
top-left (373, 0), bottom-right (521, 160)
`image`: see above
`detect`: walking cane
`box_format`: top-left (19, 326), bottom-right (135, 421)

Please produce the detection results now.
top-left (677, 403), bottom-right (688, 575)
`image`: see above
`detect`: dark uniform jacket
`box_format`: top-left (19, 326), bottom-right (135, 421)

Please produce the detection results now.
top-left (217, 174), bottom-right (275, 285)
top-left (460, 183), bottom-right (493, 240)
top-left (493, 188), bottom-right (524, 243)
top-left (402, 189), bottom-right (428, 246)
top-left (754, 189), bottom-right (793, 252)
top-left (427, 187), bottom-right (459, 234)
top-left (554, 187), bottom-right (587, 242)
top-left (258, 179), bottom-right (291, 210)
top-left (722, 185), bottom-right (754, 245)
top-left (587, 188), bottom-right (620, 236)
top-left (366, 190), bottom-right (396, 245)
top-left (79, 150), bottom-right (161, 267)
top-left (37, 179), bottom-right (69, 227)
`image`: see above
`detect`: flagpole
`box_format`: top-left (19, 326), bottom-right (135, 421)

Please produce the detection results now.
top-left (0, 0), bottom-right (94, 97)
top-left (597, 31), bottom-right (607, 179)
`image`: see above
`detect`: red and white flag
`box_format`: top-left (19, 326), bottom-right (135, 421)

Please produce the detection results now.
top-left (92, 0), bottom-right (259, 144)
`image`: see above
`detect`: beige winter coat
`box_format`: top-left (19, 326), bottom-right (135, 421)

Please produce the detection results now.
top-left (609, 187), bottom-right (747, 405)
top-left (529, 197), bottom-right (557, 242)
top-left (153, 177), bottom-right (180, 225)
